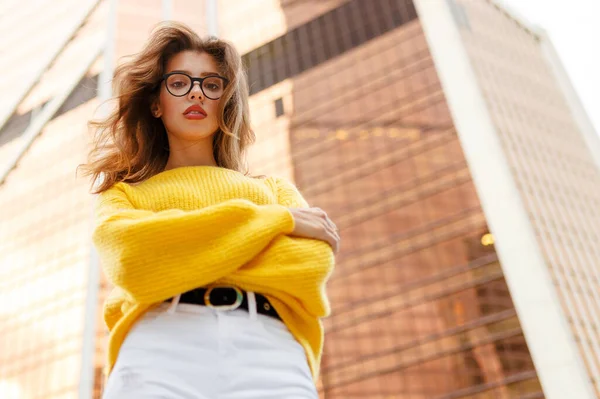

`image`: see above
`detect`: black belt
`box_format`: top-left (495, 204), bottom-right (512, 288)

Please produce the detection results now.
top-left (168, 286), bottom-right (281, 321)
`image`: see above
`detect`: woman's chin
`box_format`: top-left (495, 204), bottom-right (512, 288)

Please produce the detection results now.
top-left (168, 129), bottom-right (216, 142)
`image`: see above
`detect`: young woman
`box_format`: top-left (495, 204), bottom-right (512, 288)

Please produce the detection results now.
top-left (81, 21), bottom-right (339, 398)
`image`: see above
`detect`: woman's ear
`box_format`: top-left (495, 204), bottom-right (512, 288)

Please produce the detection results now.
top-left (151, 99), bottom-right (162, 118)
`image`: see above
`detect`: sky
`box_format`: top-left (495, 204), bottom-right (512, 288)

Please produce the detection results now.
top-left (499, 0), bottom-right (600, 135)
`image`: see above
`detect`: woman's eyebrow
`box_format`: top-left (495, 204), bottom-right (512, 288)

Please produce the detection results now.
top-left (169, 69), bottom-right (220, 76)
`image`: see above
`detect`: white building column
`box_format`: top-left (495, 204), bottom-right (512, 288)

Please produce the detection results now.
top-left (79, 0), bottom-right (118, 397)
top-left (206, 0), bottom-right (218, 36)
top-left (162, 0), bottom-right (172, 21)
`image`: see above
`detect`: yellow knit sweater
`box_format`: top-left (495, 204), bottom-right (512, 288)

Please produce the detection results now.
top-left (92, 165), bottom-right (334, 382)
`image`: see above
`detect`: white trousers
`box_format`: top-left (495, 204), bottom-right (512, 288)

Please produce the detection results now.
top-left (102, 293), bottom-right (318, 399)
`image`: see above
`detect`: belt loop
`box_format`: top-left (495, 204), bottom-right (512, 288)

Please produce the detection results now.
top-left (247, 291), bottom-right (258, 320)
top-left (167, 294), bottom-right (181, 314)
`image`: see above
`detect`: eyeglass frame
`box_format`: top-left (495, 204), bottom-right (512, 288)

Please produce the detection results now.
top-left (161, 72), bottom-right (230, 99)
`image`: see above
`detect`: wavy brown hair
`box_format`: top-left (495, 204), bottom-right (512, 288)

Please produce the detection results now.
top-left (78, 21), bottom-right (255, 194)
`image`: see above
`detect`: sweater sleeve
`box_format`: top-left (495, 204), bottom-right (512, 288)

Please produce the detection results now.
top-left (92, 183), bottom-right (295, 304)
top-left (222, 176), bottom-right (334, 319)
top-left (273, 176), bottom-right (309, 208)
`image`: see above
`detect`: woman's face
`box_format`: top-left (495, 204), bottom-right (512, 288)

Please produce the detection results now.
top-left (154, 50), bottom-right (223, 143)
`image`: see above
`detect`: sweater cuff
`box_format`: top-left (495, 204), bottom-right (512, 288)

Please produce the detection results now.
top-left (270, 204), bottom-right (295, 234)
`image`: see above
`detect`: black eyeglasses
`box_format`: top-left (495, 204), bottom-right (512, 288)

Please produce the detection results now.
top-left (161, 72), bottom-right (229, 100)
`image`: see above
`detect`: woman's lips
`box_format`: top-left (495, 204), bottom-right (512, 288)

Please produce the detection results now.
top-left (183, 104), bottom-right (207, 119)
top-left (183, 112), bottom-right (207, 120)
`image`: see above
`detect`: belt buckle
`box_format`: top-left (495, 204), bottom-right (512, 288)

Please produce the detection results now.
top-left (204, 286), bottom-right (243, 311)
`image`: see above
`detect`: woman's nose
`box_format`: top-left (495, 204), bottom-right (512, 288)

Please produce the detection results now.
top-left (189, 82), bottom-right (204, 100)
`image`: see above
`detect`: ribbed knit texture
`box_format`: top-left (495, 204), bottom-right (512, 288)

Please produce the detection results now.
top-left (92, 165), bottom-right (335, 383)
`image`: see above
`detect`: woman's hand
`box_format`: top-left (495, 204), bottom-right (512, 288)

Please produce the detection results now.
top-left (288, 207), bottom-right (340, 253)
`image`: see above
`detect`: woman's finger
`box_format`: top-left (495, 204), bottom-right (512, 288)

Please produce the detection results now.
top-left (326, 228), bottom-right (340, 253)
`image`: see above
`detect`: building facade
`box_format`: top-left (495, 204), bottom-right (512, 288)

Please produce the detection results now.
top-left (0, 0), bottom-right (598, 398)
